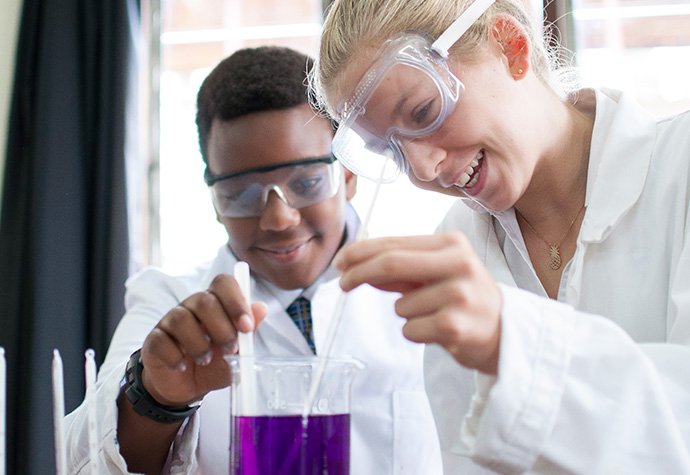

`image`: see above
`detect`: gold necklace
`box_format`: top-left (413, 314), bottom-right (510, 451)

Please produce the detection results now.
top-left (516, 205), bottom-right (585, 271)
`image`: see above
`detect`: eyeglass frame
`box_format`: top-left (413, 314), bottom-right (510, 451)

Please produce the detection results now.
top-left (332, 35), bottom-right (463, 181)
top-left (205, 154), bottom-right (342, 218)
top-left (330, 0), bottom-right (496, 182)
top-left (204, 154), bottom-right (338, 186)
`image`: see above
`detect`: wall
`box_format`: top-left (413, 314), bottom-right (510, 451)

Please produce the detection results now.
top-left (0, 0), bottom-right (23, 207)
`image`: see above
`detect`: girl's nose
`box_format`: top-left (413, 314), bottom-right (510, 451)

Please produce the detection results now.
top-left (401, 139), bottom-right (445, 183)
top-left (258, 189), bottom-right (301, 231)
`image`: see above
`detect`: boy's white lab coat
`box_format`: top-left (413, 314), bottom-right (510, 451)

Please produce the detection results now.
top-left (427, 89), bottom-right (690, 474)
top-left (65, 246), bottom-right (442, 474)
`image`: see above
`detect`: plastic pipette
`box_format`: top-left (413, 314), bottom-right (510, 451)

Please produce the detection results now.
top-left (301, 159), bottom-right (389, 423)
top-left (84, 349), bottom-right (100, 474)
top-left (234, 261), bottom-right (257, 414)
top-left (51, 350), bottom-right (67, 475)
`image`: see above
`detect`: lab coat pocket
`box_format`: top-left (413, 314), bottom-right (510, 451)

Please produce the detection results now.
top-left (393, 390), bottom-right (443, 475)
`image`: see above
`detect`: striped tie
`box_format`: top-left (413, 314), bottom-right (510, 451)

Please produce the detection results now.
top-left (286, 296), bottom-right (315, 354)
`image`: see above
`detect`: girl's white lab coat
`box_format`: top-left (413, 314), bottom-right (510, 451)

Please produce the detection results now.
top-left (65, 246), bottom-right (442, 474)
top-left (427, 88), bottom-right (690, 474)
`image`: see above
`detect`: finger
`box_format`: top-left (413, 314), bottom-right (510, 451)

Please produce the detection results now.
top-left (339, 240), bottom-right (474, 292)
top-left (141, 327), bottom-right (189, 372)
top-left (392, 251), bottom-right (501, 324)
top-left (140, 335), bottom-right (204, 406)
top-left (180, 290), bottom-right (237, 351)
top-left (338, 249), bottom-right (421, 292)
top-left (334, 232), bottom-right (467, 271)
top-left (157, 304), bottom-right (215, 365)
top-left (400, 306), bottom-right (476, 348)
top-left (395, 278), bottom-right (472, 319)
top-left (400, 314), bottom-right (440, 345)
top-left (192, 346), bottom-right (232, 390)
top-left (208, 274), bottom-right (256, 332)
top-left (401, 302), bottom-right (501, 374)
top-left (251, 301), bottom-right (268, 327)
top-left (215, 301), bottom-right (269, 356)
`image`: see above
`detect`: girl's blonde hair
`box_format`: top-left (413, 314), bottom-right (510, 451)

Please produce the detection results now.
top-left (310, 0), bottom-right (577, 117)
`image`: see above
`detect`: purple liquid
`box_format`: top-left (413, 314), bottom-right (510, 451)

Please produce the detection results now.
top-left (230, 414), bottom-right (350, 475)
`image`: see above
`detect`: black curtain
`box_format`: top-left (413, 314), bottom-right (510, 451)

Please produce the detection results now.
top-left (0, 0), bottom-right (139, 472)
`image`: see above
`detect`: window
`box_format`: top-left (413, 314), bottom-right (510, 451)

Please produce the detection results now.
top-left (148, 1), bottom-right (690, 274)
top-left (570, 0), bottom-right (690, 116)
top-left (154, 0), bottom-right (455, 274)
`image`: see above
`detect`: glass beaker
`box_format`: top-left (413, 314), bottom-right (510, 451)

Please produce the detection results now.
top-left (224, 355), bottom-right (362, 475)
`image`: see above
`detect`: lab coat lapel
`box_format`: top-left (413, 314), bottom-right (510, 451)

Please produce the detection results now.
top-left (580, 88), bottom-right (656, 244)
top-left (567, 90), bottom-right (656, 304)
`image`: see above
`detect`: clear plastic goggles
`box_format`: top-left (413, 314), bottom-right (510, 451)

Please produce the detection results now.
top-left (206, 155), bottom-right (342, 218)
top-left (332, 0), bottom-right (495, 182)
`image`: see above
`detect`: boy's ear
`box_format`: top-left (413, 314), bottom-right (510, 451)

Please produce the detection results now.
top-left (343, 167), bottom-right (357, 201)
top-left (491, 16), bottom-right (530, 80)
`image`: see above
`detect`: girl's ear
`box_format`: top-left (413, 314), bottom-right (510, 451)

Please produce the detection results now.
top-left (491, 16), bottom-right (531, 79)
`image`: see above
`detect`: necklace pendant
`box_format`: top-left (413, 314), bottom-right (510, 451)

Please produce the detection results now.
top-left (549, 244), bottom-right (562, 270)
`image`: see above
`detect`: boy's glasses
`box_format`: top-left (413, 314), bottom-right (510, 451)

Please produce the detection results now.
top-left (206, 155), bottom-right (342, 218)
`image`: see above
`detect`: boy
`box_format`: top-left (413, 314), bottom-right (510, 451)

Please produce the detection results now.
top-left (65, 46), bottom-right (441, 474)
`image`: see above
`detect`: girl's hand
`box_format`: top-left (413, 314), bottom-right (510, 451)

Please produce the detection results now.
top-left (334, 232), bottom-right (502, 374)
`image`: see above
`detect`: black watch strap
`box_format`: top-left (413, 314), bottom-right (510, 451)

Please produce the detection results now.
top-left (123, 349), bottom-right (200, 424)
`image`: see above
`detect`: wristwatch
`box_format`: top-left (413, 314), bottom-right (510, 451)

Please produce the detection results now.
top-left (123, 349), bottom-right (200, 424)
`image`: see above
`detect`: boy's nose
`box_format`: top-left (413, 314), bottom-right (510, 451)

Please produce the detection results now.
top-left (259, 189), bottom-right (301, 230)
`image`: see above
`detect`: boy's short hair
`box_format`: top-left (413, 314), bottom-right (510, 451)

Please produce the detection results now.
top-left (196, 46), bottom-right (314, 165)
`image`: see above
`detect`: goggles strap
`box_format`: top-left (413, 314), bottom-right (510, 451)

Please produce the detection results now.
top-left (431, 0), bottom-right (496, 58)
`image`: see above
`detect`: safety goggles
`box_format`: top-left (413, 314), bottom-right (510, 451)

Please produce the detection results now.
top-left (332, 0), bottom-right (495, 182)
top-left (206, 155), bottom-right (342, 218)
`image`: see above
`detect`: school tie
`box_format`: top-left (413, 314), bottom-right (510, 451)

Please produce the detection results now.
top-left (286, 296), bottom-right (316, 354)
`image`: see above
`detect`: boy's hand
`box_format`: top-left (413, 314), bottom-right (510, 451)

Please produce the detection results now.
top-left (139, 273), bottom-right (267, 406)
